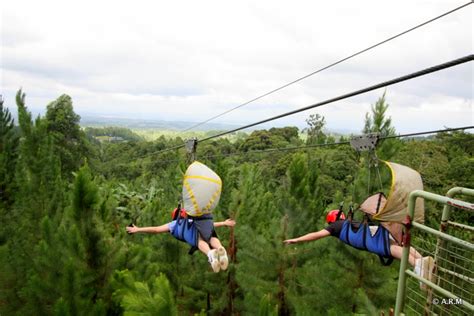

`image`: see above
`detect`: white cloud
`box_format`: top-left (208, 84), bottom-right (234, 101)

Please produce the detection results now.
top-left (1, 0), bottom-right (472, 133)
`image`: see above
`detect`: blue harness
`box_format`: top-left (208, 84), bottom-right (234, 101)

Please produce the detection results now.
top-left (339, 220), bottom-right (393, 265)
top-left (170, 208), bottom-right (213, 255)
top-left (171, 216), bottom-right (199, 248)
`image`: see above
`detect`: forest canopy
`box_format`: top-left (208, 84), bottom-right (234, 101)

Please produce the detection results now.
top-left (0, 91), bottom-right (472, 315)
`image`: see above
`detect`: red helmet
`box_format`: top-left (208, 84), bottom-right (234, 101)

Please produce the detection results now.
top-left (326, 210), bottom-right (345, 224)
top-left (171, 208), bottom-right (187, 219)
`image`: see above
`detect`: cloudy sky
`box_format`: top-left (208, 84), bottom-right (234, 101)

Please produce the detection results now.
top-left (1, 0), bottom-right (473, 133)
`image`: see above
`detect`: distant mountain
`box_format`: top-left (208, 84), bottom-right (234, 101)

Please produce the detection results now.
top-left (79, 115), bottom-right (362, 135)
top-left (80, 115), bottom-right (245, 131)
top-left (8, 109), bottom-right (358, 135)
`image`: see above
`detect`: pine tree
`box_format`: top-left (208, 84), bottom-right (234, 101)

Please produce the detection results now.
top-left (70, 165), bottom-right (110, 309)
top-left (305, 114), bottom-right (327, 145)
top-left (113, 270), bottom-right (178, 315)
top-left (45, 94), bottom-right (88, 177)
top-left (0, 95), bottom-right (19, 209)
top-left (2, 91), bottom-right (65, 314)
top-left (363, 91), bottom-right (401, 160)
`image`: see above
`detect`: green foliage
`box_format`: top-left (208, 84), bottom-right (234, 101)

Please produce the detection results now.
top-left (0, 95), bottom-right (19, 219)
top-left (72, 165), bottom-right (99, 221)
top-left (240, 127), bottom-right (301, 152)
top-left (46, 95), bottom-right (81, 137)
top-left (113, 270), bottom-right (177, 316)
top-left (269, 126), bottom-right (299, 143)
top-left (363, 92), bottom-right (394, 137)
top-left (45, 94), bottom-right (91, 178)
top-left (259, 294), bottom-right (278, 316)
top-left (363, 91), bottom-right (401, 160)
top-left (85, 127), bottom-right (144, 142)
top-left (1, 90), bottom-right (471, 316)
top-left (305, 113), bottom-right (327, 145)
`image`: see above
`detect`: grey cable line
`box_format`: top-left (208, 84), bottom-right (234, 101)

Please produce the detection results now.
top-left (145, 126), bottom-right (473, 165)
top-left (151, 54), bottom-right (473, 156)
top-left (182, 2), bottom-right (472, 132)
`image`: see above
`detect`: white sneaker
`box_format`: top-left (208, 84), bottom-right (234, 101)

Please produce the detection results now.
top-left (217, 247), bottom-right (229, 271)
top-left (415, 256), bottom-right (434, 290)
top-left (208, 249), bottom-right (220, 273)
top-left (414, 258), bottom-right (422, 277)
top-left (423, 256), bottom-right (435, 282)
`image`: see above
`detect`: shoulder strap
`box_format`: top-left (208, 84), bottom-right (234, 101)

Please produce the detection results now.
top-left (173, 203), bottom-right (182, 221)
top-left (375, 192), bottom-right (385, 213)
top-left (362, 222), bottom-right (367, 249)
top-left (336, 210), bottom-right (344, 221)
top-left (347, 205), bottom-right (354, 222)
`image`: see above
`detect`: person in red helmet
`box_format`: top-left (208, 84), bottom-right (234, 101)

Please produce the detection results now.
top-left (284, 209), bottom-right (428, 270)
top-left (325, 209), bottom-right (346, 223)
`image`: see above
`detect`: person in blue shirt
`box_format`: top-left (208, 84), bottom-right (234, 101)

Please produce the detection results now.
top-left (127, 216), bottom-right (235, 273)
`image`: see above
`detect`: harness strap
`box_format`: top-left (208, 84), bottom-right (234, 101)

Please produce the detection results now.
top-left (375, 192), bottom-right (385, 213)
top-left (378, 256), bottom-right (394, 266)
top-left (171, 210), bottom-right (214, 255)
top-left (340, 220), bottom-right (394, 265)
top-left (188, 214), bottom-right (213, 221)
top-left (347, 205), bottom-right (354, 221)
top-left (362, 222), bottom-right (367, 250)
top-left (336, 204), bottom-right (344, 221)
top-left (173, 203), bottom-right (181, 221)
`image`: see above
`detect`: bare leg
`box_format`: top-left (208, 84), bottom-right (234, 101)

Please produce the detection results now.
top-left (390, 244), bottom-right (419, 267)
top-left (197, 237), bottom-right (224, 254)
top-left (197, 236), bottom-right (211, 255)
top-left (209, 237), bottom-right (223, 250)
top-left (209, 237), bottom-right (228, 270)
top-left (198, 236), bottom-right (221, 272)
top-left (410, 246), bottom-right (423, 260)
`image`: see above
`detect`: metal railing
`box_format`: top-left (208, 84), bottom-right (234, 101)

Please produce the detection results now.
top-left (394, 187), bottom-right (474, 315)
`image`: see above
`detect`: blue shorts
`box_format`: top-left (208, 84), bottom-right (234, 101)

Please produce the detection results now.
top-left (168, 215), bottom-right (217, 242)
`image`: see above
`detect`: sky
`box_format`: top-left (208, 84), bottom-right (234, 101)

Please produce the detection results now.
top-left (1, 0), bottom-right (473, 133)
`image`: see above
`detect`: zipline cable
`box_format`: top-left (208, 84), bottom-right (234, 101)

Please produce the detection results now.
top-left (198, 126), bottom-right (474, 159)
top-left (153, 54), bottom-right (473, 155)
top-left (200, 55), bottom-right (473, 142)
top-left (182, 2), bottom-right (472, 132)
top-left (145, 126), bottom-right (473, 165)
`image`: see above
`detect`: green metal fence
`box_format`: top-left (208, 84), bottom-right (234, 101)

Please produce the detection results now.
top-left (394, 187), bottom-right (474, 315)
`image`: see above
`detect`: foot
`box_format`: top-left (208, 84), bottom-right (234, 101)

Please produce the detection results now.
top-left (217, 246), bottom-right (229, 271)
top-left (414, 258), bottom-right (422, 277)
top-left (208, 249), bottom-right (220, 273)
top-left (423, 256), bottom-right (435, 282)
top-left (415, 256), bottom-right (434, 290)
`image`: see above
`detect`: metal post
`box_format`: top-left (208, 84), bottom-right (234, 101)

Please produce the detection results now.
top-left (441, 187), bottom-right (474, 224)
top-left (394, 217), bottom-right (412, 315)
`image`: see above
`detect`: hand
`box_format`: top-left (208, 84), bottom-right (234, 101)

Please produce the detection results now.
top-left (224, 219), bottom-right (236, 227)
top-left (126, 224), bottom-right (139, 234)
top-left (283, 238), bottom-right (299, 245)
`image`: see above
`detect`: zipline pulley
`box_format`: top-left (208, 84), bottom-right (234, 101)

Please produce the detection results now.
top-left (185, 138), bottom-right (198, 162)
top-left (350, 133), bottom-right (379, 152)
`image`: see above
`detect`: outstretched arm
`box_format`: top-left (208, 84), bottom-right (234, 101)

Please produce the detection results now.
top-left (284, 229), bottom-right (331, 245)
top-left (126, 223), bottom-right (170, 234)
top-left (214, 219), bottom-right (236, 228)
